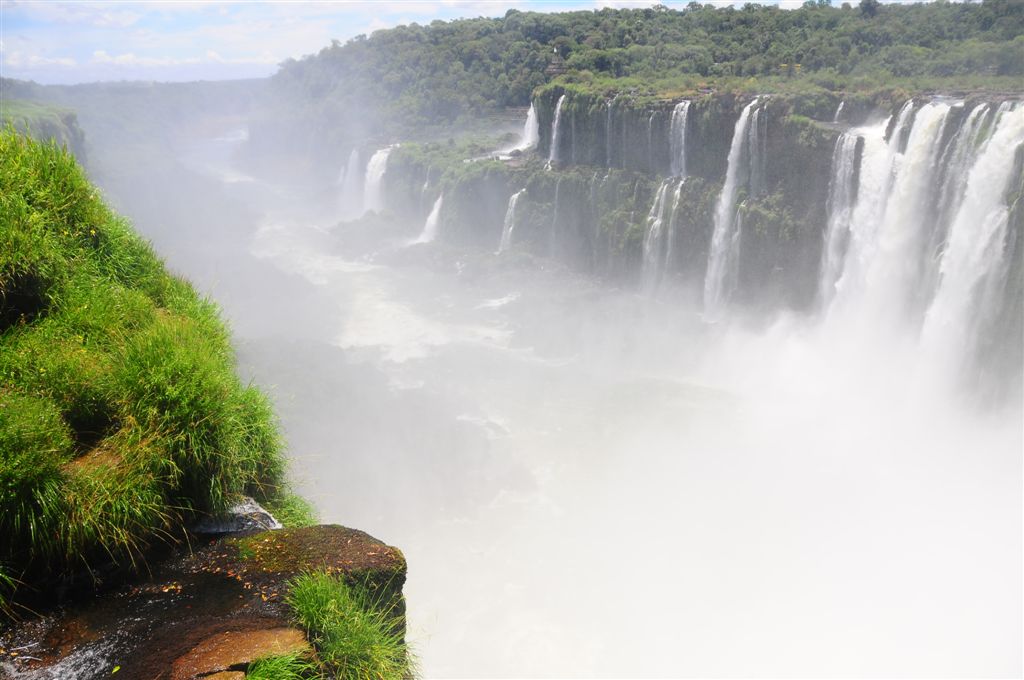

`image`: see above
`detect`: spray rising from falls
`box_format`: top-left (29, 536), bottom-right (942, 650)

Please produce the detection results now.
top-left (497, 189), bottom-right (525, 254)
top-left (811, 98), bottom-right (1024, 396)
top-left (339, 148), bottom-right (363, 219)
top-left (413, 194), bottom-right (444, 244)
top-left (832, 101), bottom-right (953, 326)
top-left (669, 101), bottom-right (691, 177)
top-left (547, 95), bottom-right (567, 168)
top-left (920, 103), bottom-right (1024, 384)
top-left (363, 147), bottom-right (393, 215)
top-left (704, 98), bottom-right (761, 316)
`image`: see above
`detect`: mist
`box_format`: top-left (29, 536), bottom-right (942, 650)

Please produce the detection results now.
top-left (54, 98), bottom-right (1018, 678)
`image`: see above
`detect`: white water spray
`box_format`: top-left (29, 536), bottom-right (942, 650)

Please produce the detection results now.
top-left (363, 146), bottom-right (393, 215)
top-left (921, 103), bottom-right (1024, 382)
top-left (497, 189), bottom-right (525, 254)
top-left (339, 148), bottom-right (363, 219)
top-left (548, 95), bottom-right (567, 168)
top-left (670, 101), bottom-right (691, 177)
top-left (413, 194), bottom-right (444, 244)
top-left (704, 98), bottom-right (760, 316)
top-left (819, 132), bottom-right (860, 305)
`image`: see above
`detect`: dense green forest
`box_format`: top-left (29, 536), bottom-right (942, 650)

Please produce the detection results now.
top-left (257, 0), bottom-right (1022, 159)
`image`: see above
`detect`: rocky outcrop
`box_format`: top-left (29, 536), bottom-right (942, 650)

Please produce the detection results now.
top-left (0, 525), bottom-right (406, 680)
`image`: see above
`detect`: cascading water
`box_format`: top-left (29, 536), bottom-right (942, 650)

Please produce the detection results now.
top-left (828, 101), bottom-right (915, 317)
top-left (497, 189), bottom-right (525, 254)
top-left (669, 101), bottom-right (691, 177)
top-left (548, 95), bottom-right (567, 168)
top-left (925, 103), bottom-right (993, 289)
top-left (413, 194), bottom-right (444, 244)
top-left (513, 104), bottom-right (539, 151)
top-left (647, 112), bottom-right (656, 171)
top-left (845, 101), bottom-right (953, 325)
top-left (920, 103), bottom-right (1024, 384)
top-left (662, 179), bottom-right (686, 278)
top-left (833, 101), bottom-right (845, 122)
top-left (747, 104), bottom-right (767, 199)
top-left (813, 97), bottom-right (1023, 397)
top-left (819, 132), bottom-right (861, 305)
top-left (642, 180), bottom-right (674, 291)
top-left (339, 148), bottom-right (363, 219)
top-left (363, 146), bottom-right (392, 215)
top-left (704, 98), bottom-right (760, 316)
top-left (605, 99), bottom-right (614, 167)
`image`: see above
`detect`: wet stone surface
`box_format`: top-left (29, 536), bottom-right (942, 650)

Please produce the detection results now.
top-left (0, 525), bottom-right (406, 680)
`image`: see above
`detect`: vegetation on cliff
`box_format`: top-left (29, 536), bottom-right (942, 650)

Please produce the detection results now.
top-left (0, 99), bottom-right (88, 164)
top-left (0, 129), bottom-right (288, 614)
top-left (255, 0), bottom-right (1021, 163)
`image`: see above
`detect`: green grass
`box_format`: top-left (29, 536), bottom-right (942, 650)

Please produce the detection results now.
top-left (0, 128), bottom-right (287, 613)
top-left (247, 650), bottom-right (318, 680)
top-left (264, 491), bottom-right (319, 529)
top-left (287, 571), bottom-right (413, 680)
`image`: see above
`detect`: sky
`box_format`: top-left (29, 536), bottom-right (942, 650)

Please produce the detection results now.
top-left (1, 0), bottom-right (927, 85)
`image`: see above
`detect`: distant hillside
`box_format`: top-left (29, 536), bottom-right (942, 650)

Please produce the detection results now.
top-left (1, 99), bottom-right (87, 164)
top-left (248, 0), bottom-right (1023, 176)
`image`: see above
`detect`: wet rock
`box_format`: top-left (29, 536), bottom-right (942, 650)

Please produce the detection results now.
top-left (0, 524), bottom-right (406, 680)
top-left (190, 496), bottom-right (283, 535)
top-left (170, 627), bottom-right (309, 680)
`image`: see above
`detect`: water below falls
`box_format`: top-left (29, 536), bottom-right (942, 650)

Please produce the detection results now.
top-left (100, 118), bottom-right (1022, 678)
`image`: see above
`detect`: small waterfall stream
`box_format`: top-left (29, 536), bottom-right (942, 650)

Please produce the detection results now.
top-left (363, 146), bottom-right (393, 214)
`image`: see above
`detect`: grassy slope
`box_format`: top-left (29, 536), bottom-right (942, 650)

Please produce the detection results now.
top-left (0, 129), bottom-right (286, 613)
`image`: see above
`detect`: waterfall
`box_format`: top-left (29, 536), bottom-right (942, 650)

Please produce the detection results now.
top-left (833, 101), bottom-right (845, 123)
top-left (704, 98), bottom-right (760, 316)
top-left (497, 189), bottom-right (525, 254)
top-left (548, 94), bottom-right (567, 167)
top-left (747, 104), bottom-right (767, 199)
top-left (818, 132), bottom-right (861, 305)
top-left (642, 181), bottom-right (673, 291)
top-left (920, 103), bottom-right (1024, 380)
top-left (514, 104), bottom-right (539, 151)
top-left (663, 179), bottom-right (686, 276)
top-left (927, 104), bottom-right (993, 272)
top-left (339, 148), bottom-right (363, 219)
top-left (605, 99), bottom-right (614, 168)
top-left (828, 101), bottom-right (915, 317)
top-left (413, 194), bottom-right (444, 244)
top-left (647, 112), bottom-right (655, 171)
top-left (847, 101), bottom-right (953, 324)
top-left (669, 101), bottom-right (691, 177)
top-left (363, 146), bottom-right (392, 215)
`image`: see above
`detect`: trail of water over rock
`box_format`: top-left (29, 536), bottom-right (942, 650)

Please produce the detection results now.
top-left (413, 194), bottom-right (444, 244)
top-left (497, 189), bottom-right (524, 254)
top-left (704, 97), bottom-right (761, 317)
top-left (547, 95), bottom-right (566, 168)
top-left (363, 146), bottom-right (392, 214)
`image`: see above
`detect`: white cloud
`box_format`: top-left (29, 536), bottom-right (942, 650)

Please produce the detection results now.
top-left (3, 50), bottom-right (77, 67)
top-left (91, 50), bottom-right (199, 66)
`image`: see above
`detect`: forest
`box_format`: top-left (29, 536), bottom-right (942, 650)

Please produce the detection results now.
top-left (261, 0), bottom-right (1023, 145)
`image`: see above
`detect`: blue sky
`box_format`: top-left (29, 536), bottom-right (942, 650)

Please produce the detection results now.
top-left (1, 0), bottom-right (923, 84)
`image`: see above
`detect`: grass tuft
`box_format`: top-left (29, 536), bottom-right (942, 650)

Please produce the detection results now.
top-left (247, 650), bottom-right (318, 680)
top-left (287, 571), bottom-right (413, 680)
top-left (0, 128), bottom-right (287, 613)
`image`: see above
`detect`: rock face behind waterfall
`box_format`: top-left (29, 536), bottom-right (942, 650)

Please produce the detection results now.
top-left (385, 90), bottom-right (847, 307)
top-left (379, 90), bottom-right (1024, 400)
